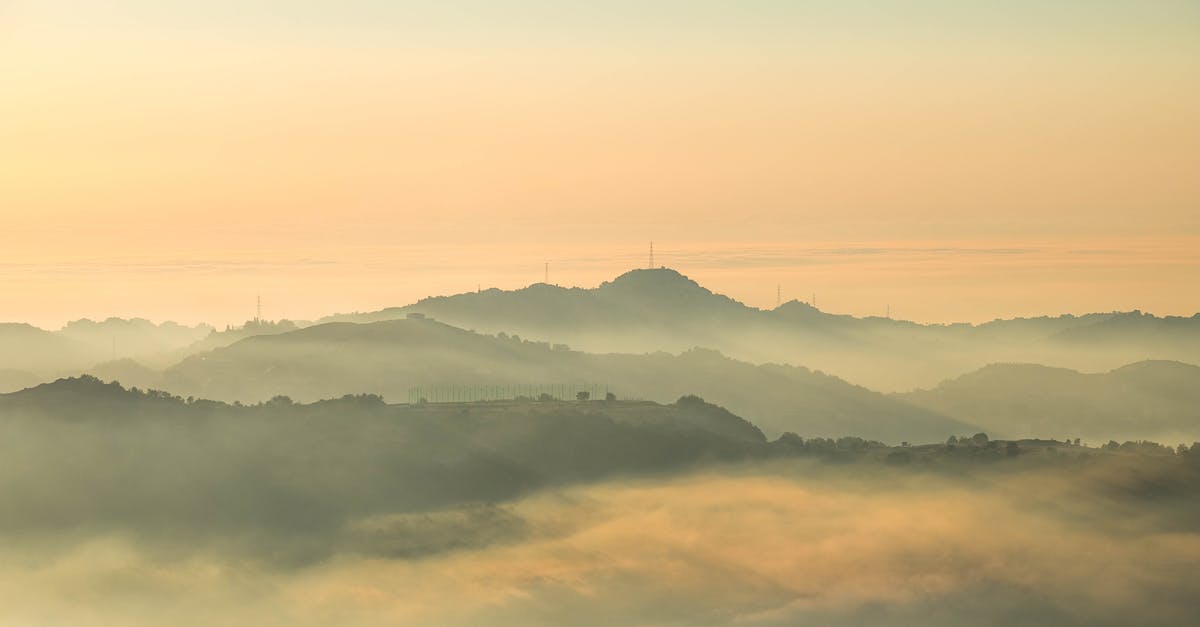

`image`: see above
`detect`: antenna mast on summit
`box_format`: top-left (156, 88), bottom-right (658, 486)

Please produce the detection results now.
top-left (256, 294), bottom-right (262, 323)
top-left (649, 242), bottom-right (655, 269)
top-left (544, 262), bottom-right (549, 284)
top-left (777, 284), bottom-right (781, 308)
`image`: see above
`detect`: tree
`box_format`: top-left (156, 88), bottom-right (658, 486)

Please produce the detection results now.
top-left (605, 392), bottom-right (617, 401)
top-left (971, 433), bottom-right (989, 446)
top-left (576, 391), bottom-right (590, 401)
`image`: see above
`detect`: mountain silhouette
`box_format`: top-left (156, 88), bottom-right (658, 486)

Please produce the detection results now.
top-left (5, 269), bottom-right (1197, 394)
top-left (0, 318), bottom-right (212, 377)
top-left (899, 360), bottom-right (1200, 441)
top-left (151, 317), bottom-right (972, 442)
top-left (0, 376), bottom-right (783, 566)
top-left (328, 268), bottom-right (749, 332)
top-left (319, 268), bottom-right (1200, 391)
top-left (0, 323), bottom-right (96, 374)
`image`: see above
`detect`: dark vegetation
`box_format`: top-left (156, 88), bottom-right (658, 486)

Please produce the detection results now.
top-left (0, 377), bottom-right (770, 565)
top-left (2, 377), bottom-right (1197, 569)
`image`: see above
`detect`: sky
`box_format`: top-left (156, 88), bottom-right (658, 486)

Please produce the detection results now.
top-left (1, 0), bottom-right (1198, 327)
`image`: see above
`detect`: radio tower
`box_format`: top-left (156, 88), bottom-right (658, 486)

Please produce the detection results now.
top-left (776, 284), bottom-right (781, 308)
top-left (544, 262), bottom-right (549, 284)
top-left (256, 294), bottom-right (262, 324)
top-left (649, 242), bottom-right (655, 269)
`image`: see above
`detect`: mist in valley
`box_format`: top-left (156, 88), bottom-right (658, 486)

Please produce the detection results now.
top-left (1, 379), bottom-right (1197, 626)
top-left (5, 269), bottom-right (1200, 444)
top-left (7, 0), bottom-right (1198, 620)
top-left (1, 267), bottom-right (1198, 625)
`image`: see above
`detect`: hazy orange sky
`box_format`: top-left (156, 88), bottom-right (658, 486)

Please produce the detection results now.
top-left (2, 1), bottom-right (1198, 327)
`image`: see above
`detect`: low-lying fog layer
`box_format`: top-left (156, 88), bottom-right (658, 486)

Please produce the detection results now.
top-left (2, 461), bottom-right (1197, 626)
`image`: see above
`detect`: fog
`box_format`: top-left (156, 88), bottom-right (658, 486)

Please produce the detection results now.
top-left (321, 269), bottom-right (1200, 393)
top-left (1, 267), bottom-right (1198, 625)
top-left (2, 463), bottom-right (1197, 626)
top-left (3, 269), bottom-right (1199, 444)
top-left (1, 379), bottom-right (1198, 625)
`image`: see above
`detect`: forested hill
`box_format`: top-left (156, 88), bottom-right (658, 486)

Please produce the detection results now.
top-left (150, 317), bottom-right (973, 442)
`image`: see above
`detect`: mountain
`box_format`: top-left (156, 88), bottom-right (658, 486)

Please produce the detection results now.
top-left (7, 269), bottom-right (1196, 395)
top-left (319, 268), bottom-right (1200, 391)
top-left (898, 360), bottom-right (1200, 442)
top-left (155, 318), bottom-right (304, 364)
top-left (0, 323), bottom-right (97, 374)
top-left (0, 317), bottom-right (301, 388)
top-left (58, 317), bottom-right (212, 364)
top-left (150, 317), bottom-right (971, 443)
top-left (0, 376), bottom-right (779, 565)
top-left (1050, 310), bottom-right (1200, 348)
top-left (0, 369), bottom-right (42, 394)
top-left (0, 318), bottom-right (214, 379)
top-left (325, 269), bottom-right (749, 341)
top-left (84, 358), bottom-right (164, 391)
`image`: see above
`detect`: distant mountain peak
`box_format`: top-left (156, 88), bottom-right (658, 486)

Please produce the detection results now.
top-left (602, 267), bottom-right (701, 289)
top-left (596, 267), bottom-right (750, 313)
top-left (4, 374), bottom-right (131, 402)
top-left (774, 299), bottom-right (821, 314)
top-left (599, 268), bottom-right (735, 303)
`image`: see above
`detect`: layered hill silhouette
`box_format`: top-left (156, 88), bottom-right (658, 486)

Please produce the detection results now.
top-left (900, 360), bottom-right (1200, 442)
top-left (4, 267), bottom-right (1198, 444)
top-left (0, 376), bottom-right (776, 565)
top-left (6, 268), bottom-right (1198, 396)
top-left (147, 317), bottom-right (972, 443)
top-left (0, 323), bottom-right (95, 381)
top-left (57, 317), bottom-right (212, 363)
top-left (11, 376), bottom-right (1183, 575)
top-left (321, 268), bottom-right (1200, 391)
top-left (0, 318), bottom-right (211, 387)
